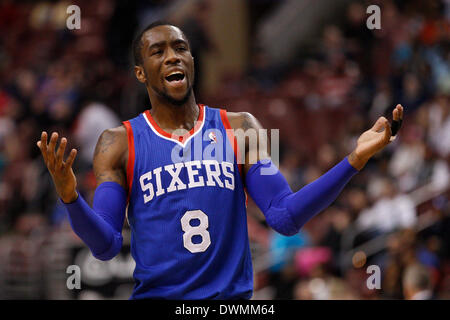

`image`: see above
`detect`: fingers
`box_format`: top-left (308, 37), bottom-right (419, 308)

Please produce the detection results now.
top-left (37, 132), bottom-right (76, 172)
top-left (391, 104), bottom-right (403, 136)
top-left (393, 104), bottom-right (404, 121)
top-left (371, 117), bottom-right (391, 147)
top-left (37, 131), bottom-right (48, 163)
top-left (393, 107), bottom-right (399, 121)
top-left (372, 105), bottom-right (403, 138)
top-left (64, 148), bottom-right (77, 170)
top-left (371, 116), bottom-right (388, 132)
top-left (55, 137), bottom-right (67, 169)
top-left (47, 132), bottom-right (59, 169)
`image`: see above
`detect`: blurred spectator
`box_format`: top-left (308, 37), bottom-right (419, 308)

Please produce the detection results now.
top-left (402, 263), bottom-right (434, 300)
top-left (73, 102), bottom-right (121, 166)
top-left (356, 178), bottom-right (417, 233)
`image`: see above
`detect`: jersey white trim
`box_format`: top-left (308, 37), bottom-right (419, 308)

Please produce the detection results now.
top-left (142, 107), bottom-right (206, 148)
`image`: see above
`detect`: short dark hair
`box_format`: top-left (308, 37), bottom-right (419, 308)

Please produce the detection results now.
top-left (132, 21), bottom-right (186, 66)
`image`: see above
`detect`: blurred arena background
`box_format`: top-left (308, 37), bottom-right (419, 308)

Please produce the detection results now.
top-left (0, 0), bottom-right (449, 300)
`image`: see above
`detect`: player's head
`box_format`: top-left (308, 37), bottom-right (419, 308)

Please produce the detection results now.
top-left (133, 21), bottom-right (195, 106)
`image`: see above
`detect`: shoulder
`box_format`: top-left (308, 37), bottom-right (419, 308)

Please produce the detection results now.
top-left (97, 125), bottom-right (128, 147)
top-left (104, 124), bottom-right (127, 135)
top-left (93, 125), bottom-right (129, 188)
top-left (94, 125), bottom-right (128, 162)
top-left (225, 111), bottom-right (262, 131)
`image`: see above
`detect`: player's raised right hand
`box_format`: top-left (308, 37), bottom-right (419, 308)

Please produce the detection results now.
top-left (37, 131), bottom-right (79, 203)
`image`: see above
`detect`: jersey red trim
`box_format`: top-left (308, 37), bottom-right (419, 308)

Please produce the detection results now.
top-left (219, 109), bottom-right (242, 174)
top-left (144, 104), bottom-right (205, 144)
top-left (219, 109), bottom-right (248, 207)
top-left (123, 121), bottom-right (135, 203)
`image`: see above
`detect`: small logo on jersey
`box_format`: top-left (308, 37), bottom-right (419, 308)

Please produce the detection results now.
top-left (208, 132), bottom-right (217, 144)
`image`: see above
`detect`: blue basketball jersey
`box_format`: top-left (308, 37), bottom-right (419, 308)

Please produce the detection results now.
top-left (122, 104), bottom-right (253, 299)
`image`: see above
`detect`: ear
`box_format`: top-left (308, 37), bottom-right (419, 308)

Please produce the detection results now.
top-left (134, 65), bottom-right (147, 84)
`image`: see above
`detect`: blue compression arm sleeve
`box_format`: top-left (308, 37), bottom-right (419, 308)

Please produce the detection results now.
top-left (245, 157), bottom-right (358, 236)
top-left (63, 182), bottom-right (127, 260)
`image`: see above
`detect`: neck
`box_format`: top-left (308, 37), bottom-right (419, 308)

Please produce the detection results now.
top-left (148, 91), bottom-right (199, 133)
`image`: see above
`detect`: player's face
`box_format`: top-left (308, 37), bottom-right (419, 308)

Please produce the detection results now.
top-left (138, 25), bottom-right (194, 105)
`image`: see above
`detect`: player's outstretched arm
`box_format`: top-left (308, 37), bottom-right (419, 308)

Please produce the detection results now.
top-left (227, 105), bottom-right (404, 236)
top-left (37, 127), bottom-right (129, 260)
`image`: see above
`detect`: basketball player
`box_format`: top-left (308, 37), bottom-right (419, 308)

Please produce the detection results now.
top-left (37, 22), bottom-right (403, 299)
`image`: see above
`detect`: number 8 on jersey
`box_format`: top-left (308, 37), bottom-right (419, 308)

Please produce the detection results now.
top-left (181, 210), bottom-right (211, 253)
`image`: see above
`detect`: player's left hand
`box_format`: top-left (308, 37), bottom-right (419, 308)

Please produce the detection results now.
top-left (348, 104), bottom-right (404, 170)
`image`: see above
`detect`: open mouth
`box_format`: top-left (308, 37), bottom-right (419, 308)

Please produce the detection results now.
top-left (165, 72), bottom-right (185, 82)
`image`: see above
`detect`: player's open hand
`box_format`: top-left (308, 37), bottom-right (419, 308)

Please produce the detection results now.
top-left (37, 131), bottom-right (79, 203)
top-left (349, 104), bottom-right (404, 170)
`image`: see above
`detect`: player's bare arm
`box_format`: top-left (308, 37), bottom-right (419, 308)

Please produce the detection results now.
top-left (226, 111), bottom-right (271, 177)
top-left (92, 126), bottom-right (128, 189)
